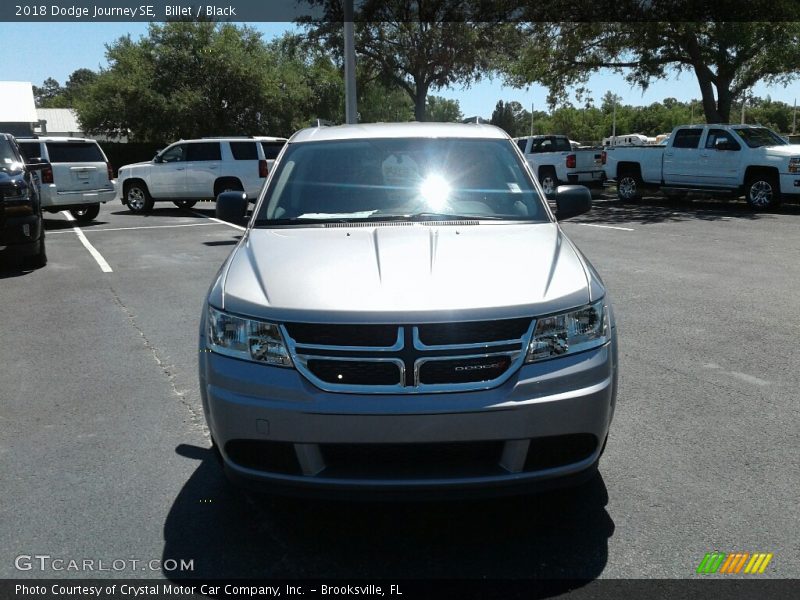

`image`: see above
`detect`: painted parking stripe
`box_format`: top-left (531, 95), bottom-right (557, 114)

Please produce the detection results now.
top-left (48, 222), bottom-right (225, 234)
top-left (577, 223), bottom-right (635, 231)
top-left (190, 210), bottom-right (246, 231)
top-left (61, 211), bottom-right (113, 273)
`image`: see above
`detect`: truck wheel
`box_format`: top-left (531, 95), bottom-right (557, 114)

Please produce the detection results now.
top-left (617, 171), bottom-right (642, 202)
top-left (173, 200), bottom-right (198, 209)
top-left (538, 167), bottom-right (558, 197)
top-left (745, 174), bottom-right (780, 210)
top-left (70, 204), bottom-right (100, 223)
top-left (24, 234), bottom-right (47, 269)
top-left (125, 181), bottom-right (154, 214)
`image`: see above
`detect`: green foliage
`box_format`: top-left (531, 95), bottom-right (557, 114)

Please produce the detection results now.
top-left (506, 22), bottom-right (800, 124)
top-left (75, 24), bottom-right (346, 141)
top-left (426, 96), bottom-right (462, 123)
top-left (304, 1), bottom-right (508, 121)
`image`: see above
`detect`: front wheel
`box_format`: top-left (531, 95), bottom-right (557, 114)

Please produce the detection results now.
top-left (745, 174), bottom-right (780, 210)
top-left (173, 200), bottom-right (198, 209)
top-left (70, 204), bottom-right (100, 223)
top-left (125, 182), bottom-right (154, 214)
top-left (24, 234), bottom-right (47, 269)
top-left (538, 168), bottom-right (558, 197)
top-left (617, 171), bottom-right (642, 202)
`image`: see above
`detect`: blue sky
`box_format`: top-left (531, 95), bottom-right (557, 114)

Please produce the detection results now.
top-left (3, 22), bottom-right (798, 118)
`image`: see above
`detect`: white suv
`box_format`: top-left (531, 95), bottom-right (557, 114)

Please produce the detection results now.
top-left (17, 137), bottom-right (116, 223)
top-left (117, 137), bottom-right (287, 213)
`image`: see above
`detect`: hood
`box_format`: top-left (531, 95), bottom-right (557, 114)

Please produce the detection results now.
top-left (120, 161), bottom-right (153, 171)
top-left (759, 144), bottom-right (800, 157)
top-left (217, 223), bottom-right (595, 323)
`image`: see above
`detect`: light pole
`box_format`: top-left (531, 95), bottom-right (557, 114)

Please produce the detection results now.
top-left (343, 0), bottom-right (357, 124)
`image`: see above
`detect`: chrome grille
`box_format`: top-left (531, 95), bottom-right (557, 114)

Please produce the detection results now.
top-left (282, 318), bottom-right (535, 394)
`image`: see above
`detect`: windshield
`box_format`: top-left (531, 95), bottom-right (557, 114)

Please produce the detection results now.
top-left (254, 138), bottom-right (547, 225)
top-left (0, 138), bottom-right (24, 174)
top-left (732, 127), bottom-right (787, 148)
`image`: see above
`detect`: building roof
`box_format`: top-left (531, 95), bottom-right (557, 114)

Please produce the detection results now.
top-left (36, 108), bottom-right (83, 134)
top-left (0, 81), bottom-right (37, 123)
top-left (290, 122), bottom-right (509, 143)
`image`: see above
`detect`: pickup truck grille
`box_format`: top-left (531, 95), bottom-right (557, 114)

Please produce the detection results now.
top-left (281, 318), bottom-right (535, 394)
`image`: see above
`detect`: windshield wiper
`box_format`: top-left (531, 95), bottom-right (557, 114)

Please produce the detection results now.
top-left (253, 217), bottom-right (361, 227)
top-left (370, 212), bottom-right (507, 221)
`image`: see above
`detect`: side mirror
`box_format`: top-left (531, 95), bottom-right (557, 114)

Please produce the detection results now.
top-left (216, 191), bottom-right (249, 224)
top-left (153, 154), bottom-right (163, 163)
top-left (714, 139), bottom-right (730, 151)
top-left (25, 157), bottom-right (50, 171)
top-left (554, 185), bottom-right (591, 221)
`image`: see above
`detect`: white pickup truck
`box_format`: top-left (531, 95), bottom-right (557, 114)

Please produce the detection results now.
top-left (602, 124), bottom-right (800, 209)
top-left (514, 135), bottom-right (605, 195)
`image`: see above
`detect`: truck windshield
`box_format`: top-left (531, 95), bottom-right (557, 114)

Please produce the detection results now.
top-left (255, 138), bottom-right (547, 225)
top-left (732, 127), bottom-right (787, 148)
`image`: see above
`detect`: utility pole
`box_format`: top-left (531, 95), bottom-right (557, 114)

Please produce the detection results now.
top-left (611, 97), bottom-right (616, 140)
top-left (793, 98), bottom-right (797, 135)
top-left (690, 103), bottom-right (694, 125)
top-left (343, 0), bottom-right (357, 124)
top-left (741, 92), bottom-right (746, 125)
top-left (530, 102), bottom-right (534, 136)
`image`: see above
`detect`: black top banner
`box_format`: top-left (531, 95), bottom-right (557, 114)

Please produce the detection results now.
top-left (2, 0), bottom-right (800, 22)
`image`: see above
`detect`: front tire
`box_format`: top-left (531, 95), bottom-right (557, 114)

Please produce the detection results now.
top-left (617, 170), bottom-right (642, 202)
top-left (70, 204), bottom-right (100, 223)
top-left (125, 181), bottom-right (154, 214)
top-left (745, 174), bottom-right (780, 210)
top-left (24, 234), bottom-right (47, 269)
top-left (173, 200), bottom-right (198, 209)
top-left (538, 167), bottom-right (558, 197)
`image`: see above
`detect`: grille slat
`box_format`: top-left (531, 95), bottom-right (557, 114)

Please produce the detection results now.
top-left (285, 323), bottom-right (398, 347)
top-left (418, 317), bottom-right (531, 346)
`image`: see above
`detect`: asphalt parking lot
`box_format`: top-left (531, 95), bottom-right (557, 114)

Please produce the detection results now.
top-left (1, 195), bottom-right (798, 583)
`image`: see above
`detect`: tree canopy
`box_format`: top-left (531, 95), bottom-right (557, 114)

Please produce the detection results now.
top-left (303, 0), bottom-right (506, 121)
top-left (506, 22), bottom-right (800, 124)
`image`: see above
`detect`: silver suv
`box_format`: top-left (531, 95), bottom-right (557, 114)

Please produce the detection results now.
top-left (17, 137), bottom-right (116, 223)
top-left (201, 123), bottom-right (618, 497)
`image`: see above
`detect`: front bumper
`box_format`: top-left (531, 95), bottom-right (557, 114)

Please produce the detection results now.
top-left (779, 173), bottom-right (800, 197)
top-left (199, 332), bottom-right (618, 497)
top-left (0, 213), bottom-right (42, 253)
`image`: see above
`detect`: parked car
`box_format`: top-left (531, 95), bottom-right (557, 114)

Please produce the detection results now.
top-left (602, 124), bottom-right (800, 209)
top-left (117, 136), bottom-right (287, 213)
top-left (0, 133), bottom-right (47, 268)
top-left (201, 122), bottom-right (618, 497)
top-left (16, 137), bottom-right (116, 223)
top-left (514, 134), bottom-right (605, 195)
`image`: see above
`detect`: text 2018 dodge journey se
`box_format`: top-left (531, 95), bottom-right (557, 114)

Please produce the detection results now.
top-left (200, 123), bottom-right (618, 497)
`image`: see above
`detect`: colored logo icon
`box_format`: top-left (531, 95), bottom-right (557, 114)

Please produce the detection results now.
top-left (697, 552), bottom-right (773, 574)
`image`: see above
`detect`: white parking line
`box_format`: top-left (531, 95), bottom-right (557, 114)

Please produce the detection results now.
top-left (577, 223), bottom-right (635, 232)
top-left (48, 222), bottom-right (225, 234)
top-left (190, 210), bottom-right (246, 231)
top-left (61, 212), bottom-right (113, 273)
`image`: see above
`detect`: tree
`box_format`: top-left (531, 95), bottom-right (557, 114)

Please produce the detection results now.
top-left (303, 1), bottom-right (506, 121)
top-left (76, 24), bottom-right (337, 141)
top-left (490, 100), bottom-right (516, 135)
top-left (33, 78), bottom-right (66, 108)
top-left (426, 96), bottom-right (462, 122)
top-left (506, 22), bottom-right (800, 123)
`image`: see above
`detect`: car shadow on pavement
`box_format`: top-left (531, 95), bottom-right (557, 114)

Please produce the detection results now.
top-left (573, 197), bottom-right (800, 226)
top-left (110, 205), bottom-right (218, 219)
top-left (162, 444), bottom-right (613, 589)
top-left (42, 217), bottom-right (109, 231)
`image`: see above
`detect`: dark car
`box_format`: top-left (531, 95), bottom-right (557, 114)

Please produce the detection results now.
top-left (0, 133), bottom-right (47, 269)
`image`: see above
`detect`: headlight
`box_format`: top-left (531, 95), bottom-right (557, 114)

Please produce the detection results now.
top-left (206, 306), bottom-right (293, 367)
top-left (525, 299), bottom-right (608, 363)
top-left (789, 158), bottom-right (800, 174)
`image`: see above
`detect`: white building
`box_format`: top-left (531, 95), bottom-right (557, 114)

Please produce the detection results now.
top-left (0, 81), bottom-right (38, 136)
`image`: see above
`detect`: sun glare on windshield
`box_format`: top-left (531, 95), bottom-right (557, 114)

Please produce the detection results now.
top-left (419, 173), bottom-right (451, 210)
